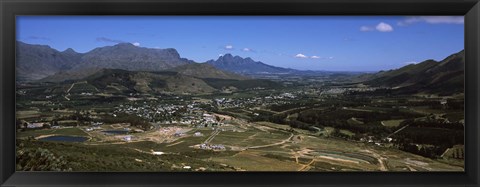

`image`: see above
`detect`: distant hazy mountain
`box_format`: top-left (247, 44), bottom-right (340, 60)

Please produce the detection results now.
top-left (16, 41), bottom-right (83, 81)
top-left (75, 43), bottom-right (193, 72)
top-left (17, 42), bottom-right (194, 81)
top-left (363, 50), bottom-right (464, 95)
top-left (17, 42), bottom-right (330, 81)
top-left (169, 63), bottom-right (248, 80)
top-left (206, 54), bottom-right (298, 74)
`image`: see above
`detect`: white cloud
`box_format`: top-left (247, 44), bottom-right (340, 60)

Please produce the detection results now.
top-left (295, 54), bottom-right (308, 58)
top-left (294, 54), bottom-right (333, 59)
top-left (242, 48), bottom-right (251, 52)
top-left (398, 16), bottom-right (464, 26)
top-left (376, 22), bottom-right (394, 32)
top-left (132, 42), bottom-right (140, 46)
top-left (360, 22), bottom-right (394, 32)
top-left (224, 45), bottom-right (234, 50)
top-left (360, 26), bottom-right (374, 32)
top-left (219, 54), bottom-right (224, 57)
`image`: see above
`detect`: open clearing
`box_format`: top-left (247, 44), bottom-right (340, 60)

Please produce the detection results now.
top-left (19, 127), bottom-right (89, 138)
top-left (16, 110), bottom-right (41, 119)
top-left (381, 119), bottom-right (404, 127)
top-left (210, 151), bottom-right (302, 171)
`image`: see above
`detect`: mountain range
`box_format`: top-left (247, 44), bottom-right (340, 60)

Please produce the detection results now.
top-left (16, 41), bottom-right (324, 81)
top-left (16, 42), bottom-right (83, 80)
top-left (17, 41), bottom-right (464, 95)
top-left (76, 43), bottom-right (193, 71)
top-left (17, 41), bottom-right (194, 81)
top-left (359, 50), bottom-right (464, 95)
top-left (16, 42), bottom-right (282, 94)
top-left (206, 54), bottom-right (297, 75)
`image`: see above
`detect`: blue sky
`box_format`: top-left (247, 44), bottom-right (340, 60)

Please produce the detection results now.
top-left (17, 16), bottom-right (464, 71)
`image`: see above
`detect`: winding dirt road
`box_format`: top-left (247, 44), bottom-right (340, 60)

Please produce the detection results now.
top-left (248, 133), bottom-right (294, 149)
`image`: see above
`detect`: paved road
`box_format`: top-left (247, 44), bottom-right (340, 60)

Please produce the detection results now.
top-left (386, 124), bottom-right (410, 138)
top-left (203, 129), bottom-right (220, 144)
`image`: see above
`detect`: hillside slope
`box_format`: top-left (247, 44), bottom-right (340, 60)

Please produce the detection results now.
top-left (364, 50), bottom-right (464, 95)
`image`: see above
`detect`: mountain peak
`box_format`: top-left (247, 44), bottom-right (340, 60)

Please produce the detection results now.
top-left (75, 43), bottom-right (190, 72)
top-left (207, 54), bottom-right (291, 74)
top-left (16, 41), bottom-right (83, 81)
top-left (364, 49), bottom-right (464, 95)
top-left (114, 43), bottom-right (136, 48)
top-left (218, 54), bottom-right (250, 61)
top-left (222, 53), bottom-right (234, 57)
top-left (219, 53), bottom-right (235, 60)
top-left (17, 41), bottom-right (55, 51)
top-left (164, 48), bottom-right (179, 54)
top-left (63, 48), bottom-right (77, 53)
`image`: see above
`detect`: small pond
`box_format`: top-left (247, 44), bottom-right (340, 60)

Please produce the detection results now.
top-left (39, 135), bottom-right (89, 142)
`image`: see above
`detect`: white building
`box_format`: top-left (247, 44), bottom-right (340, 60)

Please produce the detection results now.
top-left (194, 132), bottom-right (203, 136)
top-left (152, 151), bottom-right (165, 155)
top-left (123, 135), bottom-right (132, 141)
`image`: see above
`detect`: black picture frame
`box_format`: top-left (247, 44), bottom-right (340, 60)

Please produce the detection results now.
top-left (1, 0), bottom-right (479, 186)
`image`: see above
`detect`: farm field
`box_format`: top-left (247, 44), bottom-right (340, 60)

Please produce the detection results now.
top-left (18, 127), bottom-right (89, 138)
top-left (17, 113), bottom-right (463, 172)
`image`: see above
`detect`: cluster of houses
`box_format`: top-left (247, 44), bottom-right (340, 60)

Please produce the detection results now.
top-left (214, 92), bottom-right (300, 109)
top-left (23, 122), bottom-right (49, 129)
top-left (321, 87), bottom-right (381, 95)
top-left (114, 103), bottom-right (187, 121)
top-left (264, 92), bottom-right (296, 100)
top-left (174, 132), bottom-right (186, 137)
top-left (85, 126), bottom-right (102, 132)
top-left (359, 135), bottom-right (392, 145)
top-left (19, 120), bottom-right (81, 130)
top-left (113, 101), bottom-right (220, 127)
top-left (199, 143), bottom-right (226, 150)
